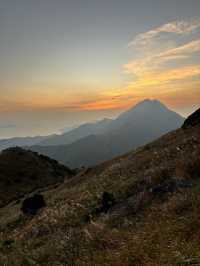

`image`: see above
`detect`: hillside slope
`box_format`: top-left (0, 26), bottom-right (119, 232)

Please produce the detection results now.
top-left (0, 147), bottom-right (74, 207)
top-left (0, 108), bottom-right (199, 266)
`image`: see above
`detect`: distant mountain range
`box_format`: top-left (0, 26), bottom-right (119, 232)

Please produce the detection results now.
top-left (38, 118), bottom-right (113, 146)
top-left (0, 119), bottom-right (113, 151)
top-left (0, 135), bottom-right (50, 151)
top-left (28, 99), bottom-right (184, 168)
top-left (0, 99), bottom-right (184, 168)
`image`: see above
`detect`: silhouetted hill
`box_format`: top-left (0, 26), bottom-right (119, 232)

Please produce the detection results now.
top-left (0, 108), bottom-right (199, 266)
top-left (182, 107), bottom-right (200, 129)
top-left (0, 147), bottom-right (74, 207)
top-left (30, 99), bottom-right (184, 167)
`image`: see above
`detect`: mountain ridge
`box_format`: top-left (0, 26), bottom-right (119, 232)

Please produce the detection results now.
top-left (0, 99), bottom-right (183, 151)
top-left (29, 99), bottom-right (184, 167)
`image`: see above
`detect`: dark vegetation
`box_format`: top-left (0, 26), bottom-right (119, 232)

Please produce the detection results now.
top-left (21, 194), bottom-right (46, 215)
top-left (101, 192), bottom-right (116, 213)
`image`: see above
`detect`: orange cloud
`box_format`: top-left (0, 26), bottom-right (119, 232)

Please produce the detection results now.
top-left (127, 65), bottom-right (200, 89)
top-left (125, 40), bottom-right (200, 76)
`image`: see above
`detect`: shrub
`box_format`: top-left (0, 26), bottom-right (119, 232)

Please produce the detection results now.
top-left (101, 192), bottom-right (116, 213)
top-left (2, 239), bottom-right (15, 247)
top-left (21, 194), bottom-right (46, 215)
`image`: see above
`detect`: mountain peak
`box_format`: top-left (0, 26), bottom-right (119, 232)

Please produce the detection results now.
top-left (117, 99), bottom-right (170, 121)
top-left (134, 99), bottom-right (167, 110)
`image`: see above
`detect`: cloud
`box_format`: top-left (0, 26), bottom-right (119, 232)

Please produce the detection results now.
top-left (125, 39), bottom-right (200, 75)
top-left (79, 100), bottom-right (124, 110)
top-left (75, 19), bottom-right (200, 112)
top-left (129, 19), bottom-right (200, 49)
top-left (113, 18), bottom-right (200, 112)
top-left (77, 19), bottom-right (200, 112)
top-left (127, 65), bottom-right (200, 89)
top-left (125, 19), bottom-right (200, 79)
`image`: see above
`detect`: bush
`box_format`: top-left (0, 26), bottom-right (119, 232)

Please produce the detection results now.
top-left (1, 239), bottom-right (15, 247)
top-left (21, 194), bottom-right (46, 215)
top-left (101, 192), bottom-right (116, 213)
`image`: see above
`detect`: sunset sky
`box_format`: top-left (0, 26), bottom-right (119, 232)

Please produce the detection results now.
top-left (0, 0), bottom-right (200, 137)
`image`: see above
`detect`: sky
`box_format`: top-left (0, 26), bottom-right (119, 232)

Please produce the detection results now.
top-left (0, 0), bottom-right (200, 138)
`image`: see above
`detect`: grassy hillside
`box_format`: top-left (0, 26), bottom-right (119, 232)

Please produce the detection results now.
top-left (0, 116), bottom-right (199, 265)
